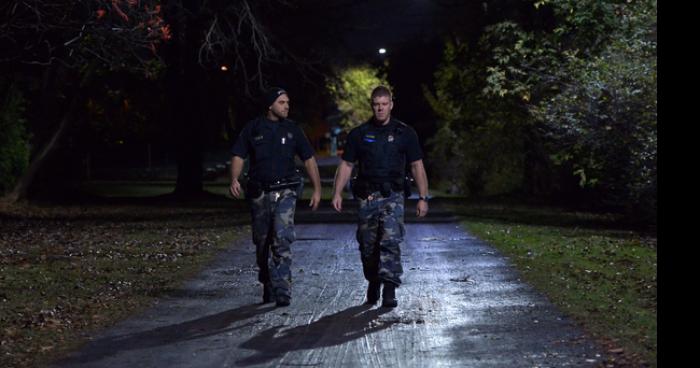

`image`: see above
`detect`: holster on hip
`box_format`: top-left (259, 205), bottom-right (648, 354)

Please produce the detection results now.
top-left (351, 177), bottom-right (371, 200)
top-left (246, 180), bottom-right (263, 199)
top-left (403, 175), bottom-right (413, 199)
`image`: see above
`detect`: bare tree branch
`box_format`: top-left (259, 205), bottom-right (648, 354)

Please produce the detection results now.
top-left (1, 0), bottom-right (169, 76)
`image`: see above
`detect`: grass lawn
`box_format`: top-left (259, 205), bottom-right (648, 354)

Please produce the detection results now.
top-left (448, 202), bottom-right (657, 367)
top-left (0, 201), bottom-right (249, 367)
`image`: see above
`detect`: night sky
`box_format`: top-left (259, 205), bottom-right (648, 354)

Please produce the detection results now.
top-left (306, 1), bottom-right (485, 144)
top-left (335, 0), bottom-right (478, 60)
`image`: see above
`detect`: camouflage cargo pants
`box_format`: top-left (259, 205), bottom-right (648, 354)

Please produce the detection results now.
top-left (249, 188), bottom-right (297, 300)
top-left (356, 190), bottom-right (405, 287)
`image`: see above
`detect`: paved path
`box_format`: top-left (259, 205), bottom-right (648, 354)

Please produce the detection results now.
top-left (54, 215), bottom-right (604, 367)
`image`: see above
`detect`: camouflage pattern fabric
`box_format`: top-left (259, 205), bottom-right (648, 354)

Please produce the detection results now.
top-left (249, 188), bottom-right (297, 300)
top-left (356, 190), bottom-right (405, 286)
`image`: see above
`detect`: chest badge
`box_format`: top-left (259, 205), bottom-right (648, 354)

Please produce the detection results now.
top-left (254, 135), bottom-right (264, 141)
top-left (287, 132), bottom-right (293, 139)
top-left (388, 134), bottom-right (394, 142)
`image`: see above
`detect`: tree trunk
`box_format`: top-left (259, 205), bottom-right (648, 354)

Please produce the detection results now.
top-left (5, 96), bottom-right (78, 202)
top-left (165, 0), bottom-right (206, 198)
top-left (173, 72), bottom-right (204, 197)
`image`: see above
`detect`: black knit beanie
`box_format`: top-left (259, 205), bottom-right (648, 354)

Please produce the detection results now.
top-left (264, 87), bottom-right (287, 108)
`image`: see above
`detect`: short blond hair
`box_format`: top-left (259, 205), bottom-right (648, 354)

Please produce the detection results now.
top-left (370, 85), bottom-right (392, 100)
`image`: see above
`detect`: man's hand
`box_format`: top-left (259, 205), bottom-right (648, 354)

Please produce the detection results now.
top-left (331, 160), bottom-right (353, 213)
top-left (303, 156), bottom-right (322, 210)
top-left (410, 160), bottom-right (430, 218)
top-left (229, 179), bottom-right (242, 198)
top-left (332, 193), bottom-right (343, 212)
top-left (416, 199), bottom-right (429, 217)
top-left (229, 157), bottom-right (245, 199)
top-left (309, 190), bottom-right (321, 211)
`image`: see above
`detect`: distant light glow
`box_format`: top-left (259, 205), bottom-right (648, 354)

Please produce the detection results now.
top-left (220, 65), bottom-right (229, 71)
top-left (378, 48), bottom-right (387, 54)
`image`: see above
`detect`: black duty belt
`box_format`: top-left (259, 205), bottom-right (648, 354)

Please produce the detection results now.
top-left (246, 177), bottom-right (302, 199)
top-left (352, 178), bottom-right (404, 199)
top-left (263, 178), bottom-right (302, 191)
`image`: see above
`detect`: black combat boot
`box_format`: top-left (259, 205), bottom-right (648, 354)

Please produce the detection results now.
top-left (365, 281), bottom-right (381, 305)
top-left (262, 283), bottom-right (273, 304)
top-left (381, 282), bottom-right (398, 308)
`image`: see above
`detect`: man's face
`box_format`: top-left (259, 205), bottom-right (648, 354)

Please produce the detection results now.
top-left (371, 95), bottom-right (393, 123)
top-left (269, 94), bottom-right (290, 119)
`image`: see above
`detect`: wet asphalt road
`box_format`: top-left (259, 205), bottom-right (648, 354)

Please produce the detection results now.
top-left (53, 202), bottom-right (605, 367)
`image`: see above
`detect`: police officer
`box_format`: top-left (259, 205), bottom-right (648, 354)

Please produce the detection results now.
top-left (229, 87), bottom-right (322, 307)
top-left (331, 85), bottom-right (430, 308)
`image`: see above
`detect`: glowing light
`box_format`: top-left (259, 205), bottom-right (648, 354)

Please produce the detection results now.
top-left (378, 48), bottom-right (387, 54)
top-left (220, 65), bottom-right (229, 71)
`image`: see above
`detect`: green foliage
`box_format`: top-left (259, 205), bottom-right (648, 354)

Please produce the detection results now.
top-left (327, 65), bottom-right (389, 129)
top-left (424, 40), bottom-right (532, 197)
top-left (427, 0), bottom-right (656, 220)
top-left (533, 36), bottom-right (656, 213)
top-left (0, 85), bottom-right (30, 194)
top-left (529, 0), bottom-right (657, 218)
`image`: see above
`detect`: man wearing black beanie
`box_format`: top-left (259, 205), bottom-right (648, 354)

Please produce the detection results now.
top-left (229, 87), bottom-right (322, 307)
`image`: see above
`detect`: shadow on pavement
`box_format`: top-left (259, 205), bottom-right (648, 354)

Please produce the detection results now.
top-left (236, 304), bottom-right (395, 366)
top-left (55, 304), bottom-right (275, 366)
